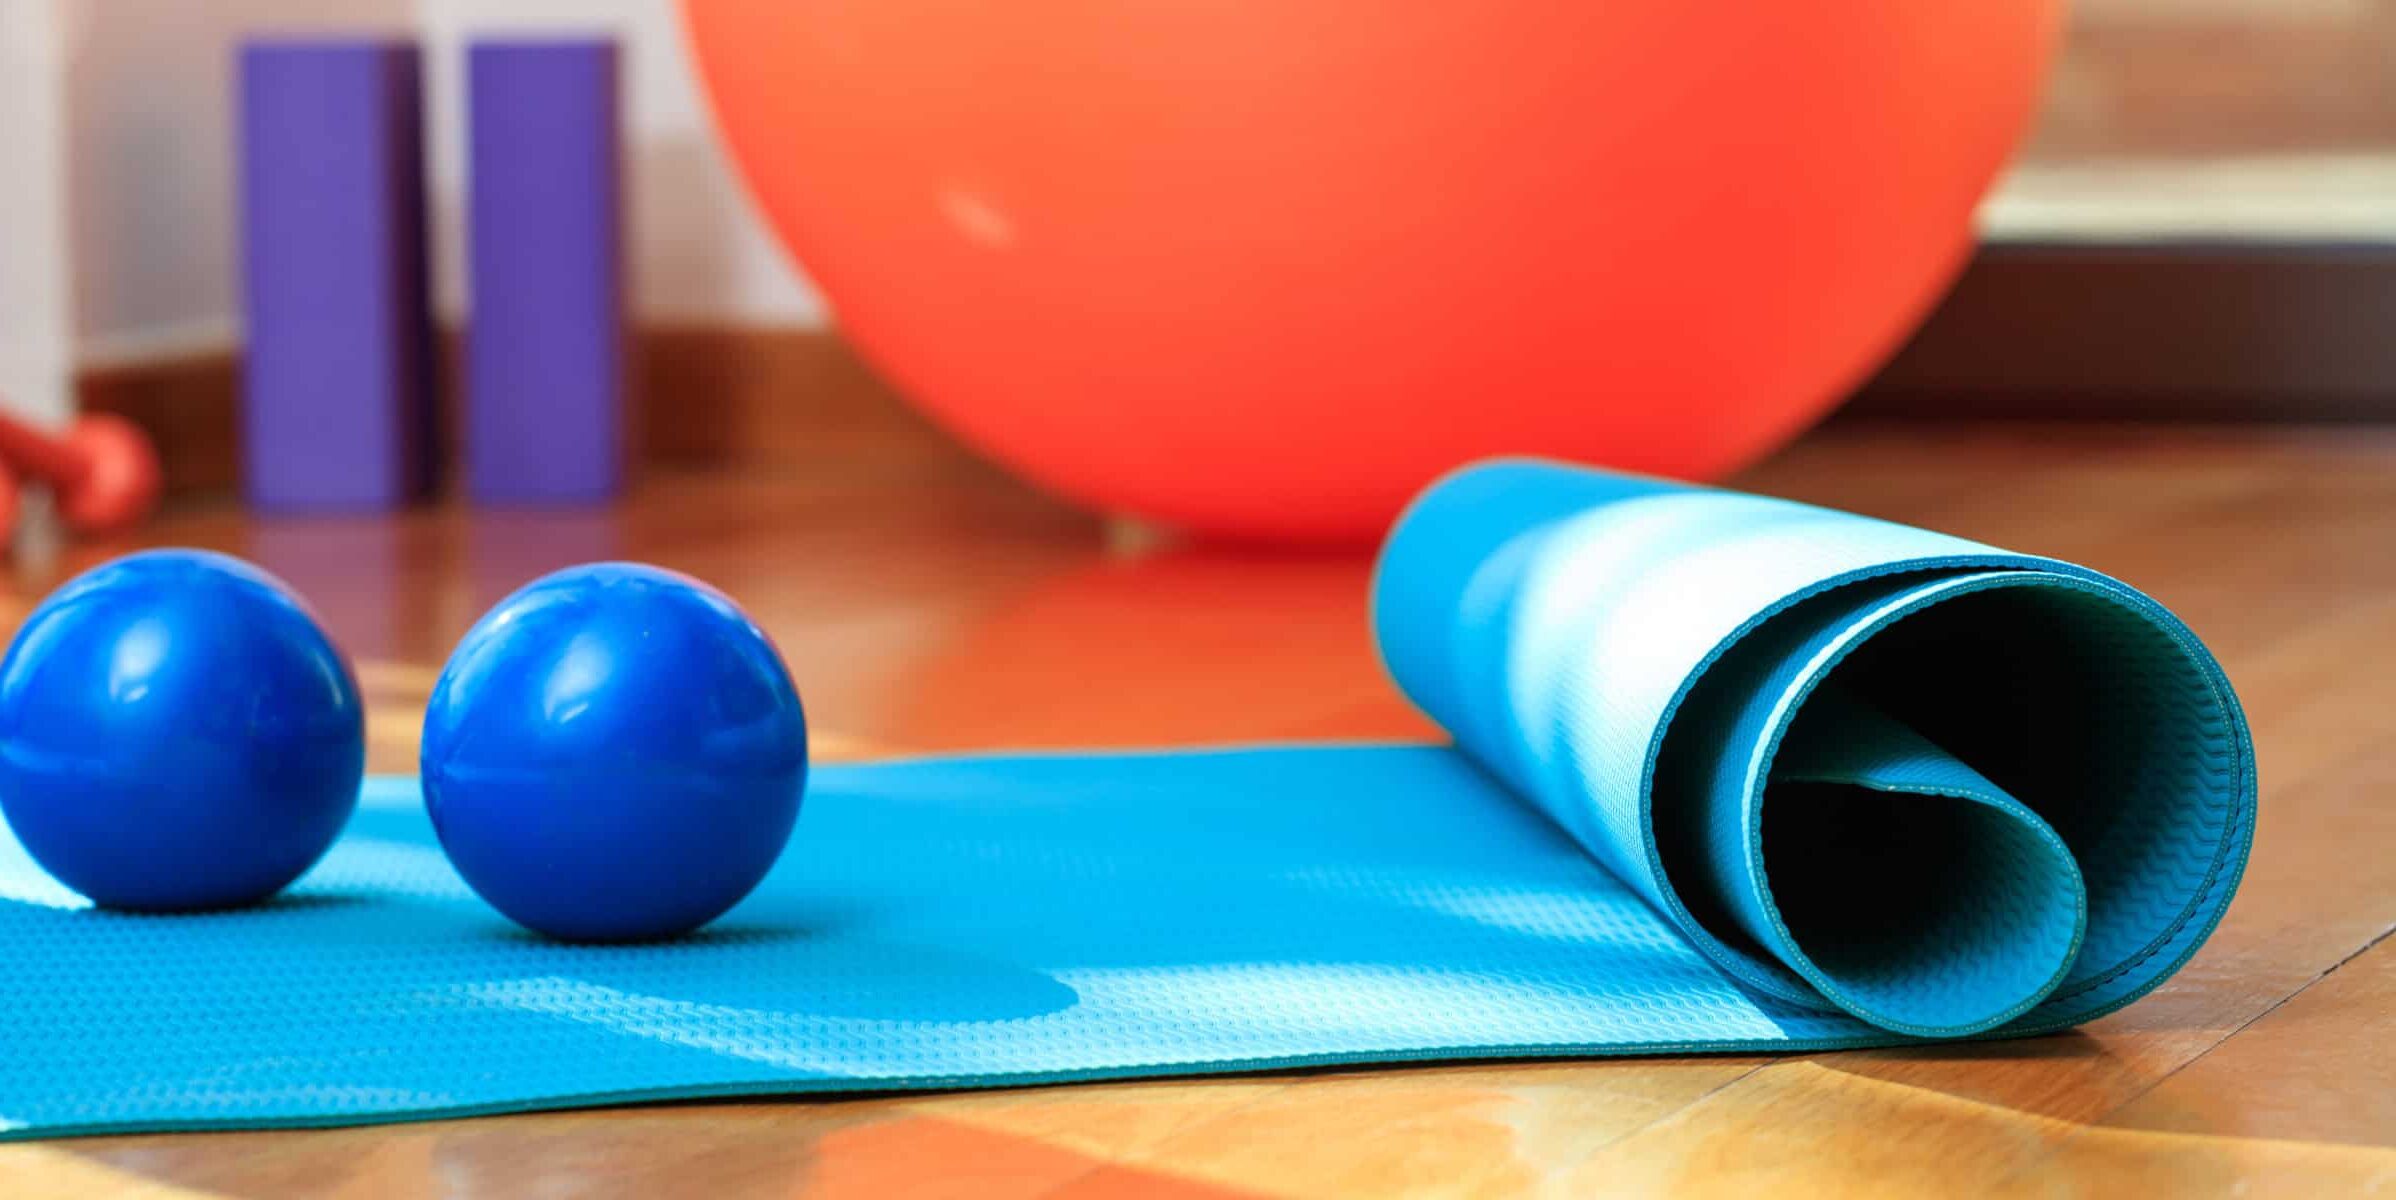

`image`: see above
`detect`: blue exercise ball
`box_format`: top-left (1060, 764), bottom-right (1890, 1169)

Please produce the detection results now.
top-left (421, 563), bottom-right (808, 941)
top-left (0, 549), bottom-right (364, 910)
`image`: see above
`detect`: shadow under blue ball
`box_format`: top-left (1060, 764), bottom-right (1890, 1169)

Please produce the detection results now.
top-left (421, 563), bottom-right (808, 942)
top-left (0, 549), bottom-right (364, 911)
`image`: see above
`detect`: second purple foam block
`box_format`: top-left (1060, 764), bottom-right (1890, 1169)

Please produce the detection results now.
top-left (466, 39), bottom-right (624, 505)
top-left (238, 37), bottom-right (624, 511)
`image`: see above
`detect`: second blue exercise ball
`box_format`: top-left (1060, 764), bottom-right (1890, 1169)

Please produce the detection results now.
top-left (0, 549), bottom-right (365, 910)
top-left (421, 563), bottom-right (808, 941)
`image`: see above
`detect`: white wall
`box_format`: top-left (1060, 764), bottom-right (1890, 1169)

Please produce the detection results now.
top-left (67, 1), bottom-right (415, 364)
top-left (0, 1), bottom-right (77, 420)
top-left (60, 0), bottom-right (821, 371)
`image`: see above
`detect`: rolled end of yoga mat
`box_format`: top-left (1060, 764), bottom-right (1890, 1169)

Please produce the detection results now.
top-left (1372, 459), bottom-right (2255, 1039)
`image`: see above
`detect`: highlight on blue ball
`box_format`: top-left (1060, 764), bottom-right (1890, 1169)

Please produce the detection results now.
top-left (0, 549), bottom-right (365, 911)
top-left (421, 562), bottom-right (808, 942)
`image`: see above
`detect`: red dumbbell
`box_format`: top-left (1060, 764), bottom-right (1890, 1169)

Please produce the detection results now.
top-left (0, 457), bottom-right (20, 545)
top-left (0, 412), bottom-right (160, 536)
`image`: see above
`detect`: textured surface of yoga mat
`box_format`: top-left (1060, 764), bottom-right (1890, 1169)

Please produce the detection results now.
top-left (0, 462), bottom-right (2254, 1138)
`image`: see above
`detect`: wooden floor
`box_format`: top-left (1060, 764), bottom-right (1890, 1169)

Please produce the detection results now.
top-left (1, 420), bottom-right (2390, 1198)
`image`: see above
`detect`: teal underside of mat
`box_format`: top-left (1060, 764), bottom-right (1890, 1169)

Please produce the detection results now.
top-left (0, 460), bottom-right (2255, 1139)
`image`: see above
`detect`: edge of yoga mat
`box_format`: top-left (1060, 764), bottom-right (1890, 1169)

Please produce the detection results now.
top-left (0, 742), bottom-right (2250, 1143)
top-left (1640, 559), bottom-right (2252, 1036)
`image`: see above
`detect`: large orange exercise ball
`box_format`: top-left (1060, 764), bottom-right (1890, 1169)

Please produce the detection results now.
top-left (684, 2), bottom-right (2059, 542)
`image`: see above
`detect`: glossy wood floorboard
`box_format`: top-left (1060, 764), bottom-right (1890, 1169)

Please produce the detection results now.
top-left (3, 421), bottom-right (2390, 1198)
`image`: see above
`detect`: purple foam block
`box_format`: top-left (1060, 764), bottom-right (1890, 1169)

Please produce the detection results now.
top-left (239, 40), bottom-right (437, 512)
top-left (467, 39), bottom-right (624, 505)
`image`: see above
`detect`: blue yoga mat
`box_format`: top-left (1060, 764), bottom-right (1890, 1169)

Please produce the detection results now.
top-left (0, 461), bottom-right (2254, 1138)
